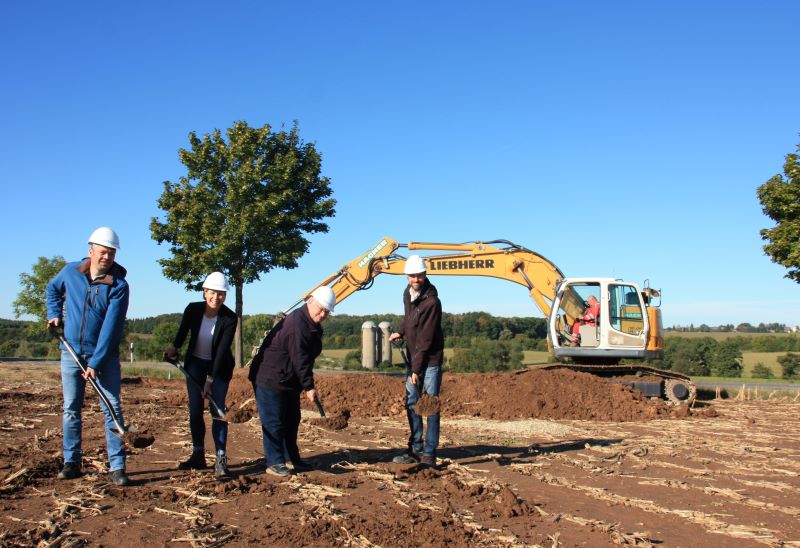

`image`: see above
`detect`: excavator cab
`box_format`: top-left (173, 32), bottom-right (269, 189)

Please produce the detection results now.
top-left (549, 278), bottom-right (660, 363)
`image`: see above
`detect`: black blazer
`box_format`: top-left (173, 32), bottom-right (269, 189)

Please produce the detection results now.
top-left (173, 301), bottom-right (237, 381)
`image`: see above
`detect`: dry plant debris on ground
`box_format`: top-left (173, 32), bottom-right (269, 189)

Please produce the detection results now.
top-left (0, 363), bottom-right (798, 547)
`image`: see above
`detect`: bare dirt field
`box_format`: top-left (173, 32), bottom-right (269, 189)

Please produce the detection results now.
top-left (1, 363), bottom-right (798, 547)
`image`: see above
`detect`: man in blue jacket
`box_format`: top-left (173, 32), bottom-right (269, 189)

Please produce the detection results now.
top-left (46, 227), bottom-right (130, 486)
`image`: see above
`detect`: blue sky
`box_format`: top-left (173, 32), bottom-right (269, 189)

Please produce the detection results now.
top-left (2, 1), bottom-right (799, 327)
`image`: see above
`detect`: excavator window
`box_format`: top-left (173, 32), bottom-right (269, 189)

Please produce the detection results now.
top-left (556, 282), bottom-right (601, 347)
top-left (610, 284), bottom-right (644, 335)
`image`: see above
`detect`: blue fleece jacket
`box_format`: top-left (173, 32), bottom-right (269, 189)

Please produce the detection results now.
top-left (46, 259), bottom-right (129, 371)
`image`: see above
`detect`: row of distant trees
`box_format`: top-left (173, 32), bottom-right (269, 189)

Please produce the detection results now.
top-left (5, 314), bottom-right (800, 379)
top-left (667, 322), bottom-right (791, 333)
top-left (661, 336), bottom-right (800, 379)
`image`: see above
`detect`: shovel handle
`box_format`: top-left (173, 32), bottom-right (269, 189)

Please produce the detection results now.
top-left (164, 357), bottom-right (227, 421)
top-left (48, 325), bottom-right (127, 437)
top-left (391, 341), bottom-right (422, 395)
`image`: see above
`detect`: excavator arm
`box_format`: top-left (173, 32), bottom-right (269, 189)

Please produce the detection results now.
top-left (300, 237), bottom-right (585, 321)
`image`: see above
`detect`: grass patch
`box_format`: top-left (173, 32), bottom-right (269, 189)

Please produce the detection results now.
top-left (122, 366), bottom-right (174, 379)
top-left (741, 352), bottom-right (784, 378)
top-left (522, 350), bottom-right (551, 365)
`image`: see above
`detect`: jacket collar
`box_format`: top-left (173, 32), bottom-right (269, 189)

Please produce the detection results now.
top-left (76, 258), bottom-right (127, 285)
top-left (409, 278), bottom-right (436, 303)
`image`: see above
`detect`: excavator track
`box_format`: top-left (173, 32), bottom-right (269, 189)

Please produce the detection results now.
top-left (541, 363), bottom-right (696, 406)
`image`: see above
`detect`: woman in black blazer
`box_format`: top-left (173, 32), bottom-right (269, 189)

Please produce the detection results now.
top-left (164, 272), bottom-right (237, 478)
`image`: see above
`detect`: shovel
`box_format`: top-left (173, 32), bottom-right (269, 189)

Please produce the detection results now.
top-left (48, 325), bottom-right (133, 438)
top-left (163, 357), bottom-right (227, 421)
top-left (393, 341), bottom-right (440, 417)
top-left (313, 394), bottom-right (326, 417)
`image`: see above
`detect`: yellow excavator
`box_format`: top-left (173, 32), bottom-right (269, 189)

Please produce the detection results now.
top-left (290, 237), bottom-right (695, 404)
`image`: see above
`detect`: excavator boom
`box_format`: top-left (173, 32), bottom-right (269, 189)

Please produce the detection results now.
top-left (303, 237), bottom-right (584, 321)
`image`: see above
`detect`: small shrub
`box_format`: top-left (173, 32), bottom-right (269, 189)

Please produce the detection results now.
top-left (343, 349), bottom-right (362, 370)
top-left (750, 362), bottom-right (774, 379)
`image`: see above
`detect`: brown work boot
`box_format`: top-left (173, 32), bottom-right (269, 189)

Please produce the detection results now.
top-left (420, 455), bottom-right (436, 467)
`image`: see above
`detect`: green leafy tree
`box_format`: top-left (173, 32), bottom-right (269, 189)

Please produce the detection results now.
top-left (13, 256), bottom-right (67, 323)
top-left (709, 340), bottom-right (743, 377)
top-left (13, 256), bottom-right (67, 353)
top-left (777, 352), bottom-right (800, 379)
top-left (151, 121), bottom-right (336, 366)
top-left (449, 340), bottom-right (522, 372)
top-left (664, 337), bottom-right (715, 376)
top-left (758, 142), bottom-right (800, 281)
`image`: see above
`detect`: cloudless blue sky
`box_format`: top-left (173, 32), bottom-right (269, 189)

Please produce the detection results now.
top-left (2, 1), bottom-right (799, 327)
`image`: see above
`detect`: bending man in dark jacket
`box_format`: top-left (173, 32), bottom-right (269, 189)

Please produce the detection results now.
top-left (250, 286), bottom-right (336, 477)
top-left (389, 254), bottom-right (444, 467)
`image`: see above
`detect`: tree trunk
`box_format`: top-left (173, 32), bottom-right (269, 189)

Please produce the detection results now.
top-left (234, 283), bottom-right (243, 367)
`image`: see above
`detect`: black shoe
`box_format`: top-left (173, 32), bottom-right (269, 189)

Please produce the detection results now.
top-left (109, 469), bottom-right (130, 486)
top-left (392, 452), bottom-right (421, 464)
top-left (290, 459), bottom-right (314, 473)
top-left (57, 461), bottom-right (82, 480)
top-left (178, 450), bottom-right (207, 470)
top-left (214, 453), bottom-right (230, 478)
top-left (266, 464), bottom-right (291, 477)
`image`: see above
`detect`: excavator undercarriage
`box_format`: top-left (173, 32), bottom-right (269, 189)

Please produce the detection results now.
top-left (541, 363), bottom-right (697, 405)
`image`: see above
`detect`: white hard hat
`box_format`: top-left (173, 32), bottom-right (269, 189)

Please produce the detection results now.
top-left (404, 255), bottom-right (427, 275)
top-left (202, 272), bottom-right (229, 292)
top-left (87, 227), bottom-right (120, 250)
top-left (310, 286), bottom-right (336, 313)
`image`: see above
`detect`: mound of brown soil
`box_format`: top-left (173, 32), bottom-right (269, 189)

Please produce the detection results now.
top-left (224, 367), bottom-right (673, 422)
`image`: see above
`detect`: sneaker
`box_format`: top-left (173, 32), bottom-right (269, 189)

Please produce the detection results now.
top-left (178, 450), bottom-right (207, 470)
top-left (266, 464), bottom-right (291, 477)
top-left (57, 461), bottom-right (82, 480)
top-left (420, 455), bottom-right (436, 467)
top-left (392, 452), bottom-right (421, 464)
top-left (109, 469), bottom-right (130, 486)
top-left (214, 453), bottom-right (230, 478)
top-left (290, 459), bottom-right (314, 473)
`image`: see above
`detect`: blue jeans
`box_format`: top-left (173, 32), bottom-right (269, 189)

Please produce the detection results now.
top-left (255, 385), bottom-right (301, 466)
top-left (404, 365), bottom-right (442, 457)
top-left (61, 350), bottom-right (126, 471)
top-left (184, 356), bottom-right (229, 453)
